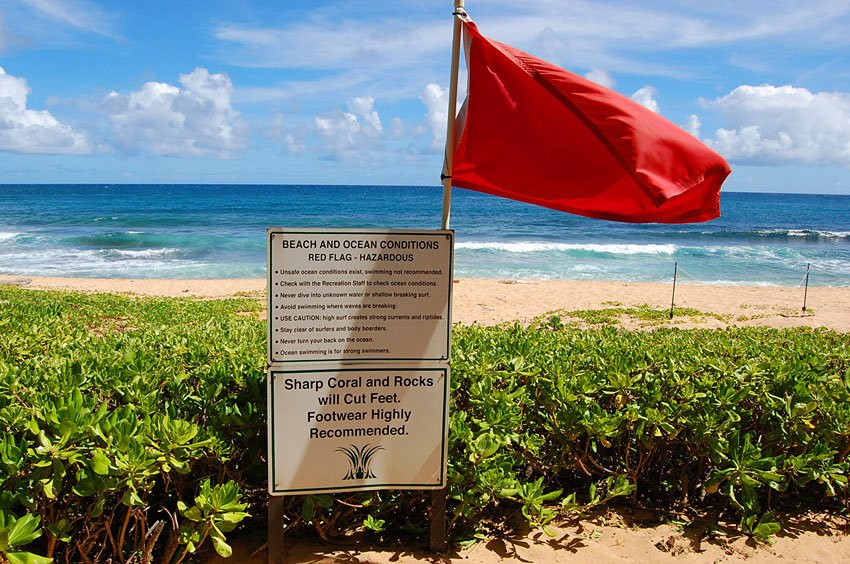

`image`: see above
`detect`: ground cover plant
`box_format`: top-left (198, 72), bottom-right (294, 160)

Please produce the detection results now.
top-left (1, 287), bottom-right (848, 561)
top-left (0, 289), bottom-right (262, 562)
top-left (551, 304), bottom-right (727, 326)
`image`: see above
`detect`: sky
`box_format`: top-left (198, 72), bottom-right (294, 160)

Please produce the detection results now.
top-left (1, 0), bottom-right (850, 194)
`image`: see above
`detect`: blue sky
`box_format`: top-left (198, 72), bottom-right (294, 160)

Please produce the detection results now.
top-left (1, 0), bottom-right (850, 194)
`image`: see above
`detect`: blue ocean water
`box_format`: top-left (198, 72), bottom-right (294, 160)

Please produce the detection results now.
top-left (1, 184), bottom-right (848, 286)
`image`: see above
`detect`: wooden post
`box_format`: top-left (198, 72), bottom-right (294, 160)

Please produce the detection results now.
top-left (802, 263), bottom-right (810, 312)
top-left (430, 488), bottom-right (448, 552)
top-left (669, 262), bottom-right (678, 319)
top-left (268, 495), bottom-right (285, 564)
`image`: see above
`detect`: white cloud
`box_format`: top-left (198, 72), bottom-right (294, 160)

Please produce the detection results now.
top-left (214, 18), bottom-right (450, 103)
top-left (631, 85), bottom-right (660, 113)
top-left (0, 66), bottom-right (92, 154)
top-left (214, 19), bottom-right (447, 71)
top-left (703, 84), bottom-right (850, 167)
top-left (683, 114), bottom-right (702, 137)
top-left (20, 0), bottom-right (118, 38)
top-left (215, 1), bottom-right (850, 109)
top-left (584, 68), bottom-right (615, 89)
top-left (103, 68), bottom-right (248, 158)
top-left (313, 96), bottom-right (383, 161)
top-left (483, 1), bottom-right (850, 53)
top-left (420, 83), bottom-right (448, 154)
top-left (390, 117), bottom-right (404, 137)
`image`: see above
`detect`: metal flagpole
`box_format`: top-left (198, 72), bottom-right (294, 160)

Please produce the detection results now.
top-left (441, 0), bottom-right (465, 230)
top-left (431, 1), bottom-right (465, 553)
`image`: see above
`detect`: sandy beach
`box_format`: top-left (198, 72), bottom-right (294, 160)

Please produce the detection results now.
top-left (2, 274), bottom-right (848, 331)
top-left (3, 274), bottom-right (850, 563)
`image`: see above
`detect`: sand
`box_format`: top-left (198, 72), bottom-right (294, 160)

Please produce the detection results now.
top-left (217, 512), bottom-right (850, 564)
top-left (3, 274), bottom-right (849, 562)
top-left (2, 274), bottom-right (848, 331)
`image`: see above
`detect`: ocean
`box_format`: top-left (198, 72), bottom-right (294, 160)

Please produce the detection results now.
top-left (1, 184), bottom-right (848, 286)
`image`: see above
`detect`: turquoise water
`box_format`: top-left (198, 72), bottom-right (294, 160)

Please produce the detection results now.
top-left (1, 185), bottom-right (848, 286)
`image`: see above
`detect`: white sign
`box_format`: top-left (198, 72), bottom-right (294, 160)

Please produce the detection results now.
top-left (267, 366), bottom-right (449, 495)
top-left (267, 229), bottom-right (453, 364)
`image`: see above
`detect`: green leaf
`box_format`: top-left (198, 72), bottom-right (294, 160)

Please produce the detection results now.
top-left (220, 512), bottom-right (250, 524)
top-left (363, 515), bottom-right (385, 532)
top-left (211, 535), bottom-right (233, 558)
top-left (90, 498), bottom-right (105, 519)
top-left (6, 514), bottom-right (42, 547)
top-left (40, 480), bottom-right (55, 500)
top-left (36, 432), bottom-right (51, 450)
top-left (751, 513), bottom-right (781, 543)
top-left (91, 451), bottom-right (110, 476)
top-left (539, 488), bottom-right (562, 502)
top-left (181, 506), bottom-right (202, 522)
top-left (301, 497), bottom-right (315, 521)
top-left (6, 552), bottom-right (54, 564)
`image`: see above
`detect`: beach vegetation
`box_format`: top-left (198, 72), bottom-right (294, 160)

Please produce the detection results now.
top-left (0, 288), bottom-right (260, 562)
top-left (1, 287), bottom-right (849, 559)
top-left (548, 304), bottom-right (728, 326)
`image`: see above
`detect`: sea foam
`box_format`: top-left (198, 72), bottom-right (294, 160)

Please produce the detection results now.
top-left (455, 242), bottom-right (677, 255)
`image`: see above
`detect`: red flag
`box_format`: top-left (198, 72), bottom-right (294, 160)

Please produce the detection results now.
top-left (451, 20), bottom-right (731, 223)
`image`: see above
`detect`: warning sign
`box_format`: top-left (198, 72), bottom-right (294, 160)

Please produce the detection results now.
top-left (267, 365), bottom-right (449, 495)
top-left (267, 229), bottom-right (453, 364)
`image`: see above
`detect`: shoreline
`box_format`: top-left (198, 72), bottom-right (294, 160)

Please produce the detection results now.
top-left (3, 274), bottom-right (848, 331)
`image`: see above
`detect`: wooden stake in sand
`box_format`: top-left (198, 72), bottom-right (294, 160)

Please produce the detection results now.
top-left (803, 263), bottom-right (811, 312)
top-left (669, 262), bottom-right (678, 319)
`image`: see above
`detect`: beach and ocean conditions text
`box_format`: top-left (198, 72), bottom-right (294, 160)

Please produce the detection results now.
top-left (268, 231), bottom-right (452, 363)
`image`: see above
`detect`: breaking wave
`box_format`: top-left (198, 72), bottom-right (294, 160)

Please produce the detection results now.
top-left (455, 241), bottom-right (678, 255)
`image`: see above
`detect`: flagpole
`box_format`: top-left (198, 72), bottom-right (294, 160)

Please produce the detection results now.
top-left (431, 3), bottom-right (464, 554)
top-left (441, 0), bottom-right (465, 230)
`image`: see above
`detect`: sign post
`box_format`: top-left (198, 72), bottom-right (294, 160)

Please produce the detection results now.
top-left (266, 228), bottom-right (453, 561)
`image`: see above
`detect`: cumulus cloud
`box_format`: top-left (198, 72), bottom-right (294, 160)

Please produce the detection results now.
top-left (683, 114), bottom-right (702, 138)
top-left (703, 84), bottom-right (850, 167)
top-left (420, 83), bottom-right (448, 154)
top-left (631, 85), bottom-right (660, 113)
top-left (584, 68), bottom-right (615, 89)
top-left (103, 68), bottom-right (248, 158)
top-left (0, 66), bottom-right (92, 154)
top-left (313, 96), bottom-right (383, 161)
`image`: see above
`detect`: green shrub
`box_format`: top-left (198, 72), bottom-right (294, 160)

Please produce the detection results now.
top-left (448, 321), bottom-right (850, 541)
top-left (1, 287), bottom-right (848, 558)
top-left (1, 288), bottom-right (259, 562)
